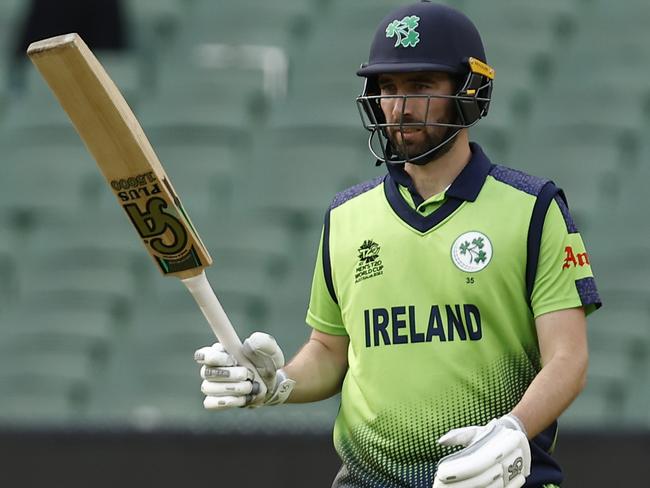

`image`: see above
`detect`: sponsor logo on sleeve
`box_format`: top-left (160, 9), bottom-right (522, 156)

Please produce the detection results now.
top-left (562, 246), bottom-right (590, 270)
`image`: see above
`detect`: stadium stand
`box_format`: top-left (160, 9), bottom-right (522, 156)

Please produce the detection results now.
top-left (0, 0), bottom-right (647, 433)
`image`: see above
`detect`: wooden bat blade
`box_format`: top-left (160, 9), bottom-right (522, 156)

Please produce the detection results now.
top-left (27, 34), bottom-right (265, 393)
top-left (27, 33), bottom-right (212, 279)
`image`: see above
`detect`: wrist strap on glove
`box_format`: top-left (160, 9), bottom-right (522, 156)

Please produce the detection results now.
top-left (261, 369), bottom-right (295, 406)
top-left (500, 414), bottom-right (527, 438)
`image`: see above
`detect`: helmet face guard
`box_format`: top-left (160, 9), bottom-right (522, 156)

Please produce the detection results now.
top-left (356, 57), bottom-right (494, 165)
top-left (356, 2), bottom-right (494, 165)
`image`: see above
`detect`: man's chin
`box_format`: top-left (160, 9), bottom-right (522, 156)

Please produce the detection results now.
top-left (391, 140), bottom-right (441, 161)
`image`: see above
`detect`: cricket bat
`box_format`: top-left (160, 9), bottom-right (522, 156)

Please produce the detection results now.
top-left (27, 33), bottom-right (266, 400)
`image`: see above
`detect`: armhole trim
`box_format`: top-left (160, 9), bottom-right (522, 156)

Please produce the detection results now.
top-left (526, 181), bottom-right (565, 303)
top-left (323, 209), bottom-right (338, 304)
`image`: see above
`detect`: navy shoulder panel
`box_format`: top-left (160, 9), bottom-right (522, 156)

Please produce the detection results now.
top-left (489, 164), bottom-right (550, 197)
top-left (330, 175), bottom-right (385, 210)
top-left (491, 164), bottom-right (577, 232)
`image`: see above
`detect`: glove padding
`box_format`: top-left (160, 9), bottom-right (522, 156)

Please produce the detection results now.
top-left (194, 332), bottom-right (295, 410)
top-left (433, 414), bottom-right (531, 488)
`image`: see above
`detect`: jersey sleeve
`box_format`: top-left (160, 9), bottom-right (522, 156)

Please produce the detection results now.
top-left (306, 227), bottom-right (347, 336)
top-left (531, 196), bottom-right (602, 318)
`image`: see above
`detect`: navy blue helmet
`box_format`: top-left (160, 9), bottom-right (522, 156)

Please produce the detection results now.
top-left (356, 1), bottom-right (494, 165)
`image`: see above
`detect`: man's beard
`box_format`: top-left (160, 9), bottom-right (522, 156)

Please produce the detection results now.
top-left (386, 107), bottom-right (459, 164)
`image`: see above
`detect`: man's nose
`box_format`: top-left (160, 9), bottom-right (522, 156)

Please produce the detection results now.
top-left (389, 93), bottom-right (414, 120)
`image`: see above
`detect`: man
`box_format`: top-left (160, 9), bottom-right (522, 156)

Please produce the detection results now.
top-left (194, 2), bottom-right (601, 487)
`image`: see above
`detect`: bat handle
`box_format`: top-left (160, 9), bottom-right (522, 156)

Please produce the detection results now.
top-left (182, 271), bottom-right (267, 399)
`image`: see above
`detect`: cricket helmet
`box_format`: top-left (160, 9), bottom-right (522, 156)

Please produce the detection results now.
top-left (356, 1), bottom-right (494, 165)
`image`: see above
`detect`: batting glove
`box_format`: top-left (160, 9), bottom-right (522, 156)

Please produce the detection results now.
top-left (433, 414), bottom-right (531, 488)
top-left (194, 332), bottom-right (295, 410)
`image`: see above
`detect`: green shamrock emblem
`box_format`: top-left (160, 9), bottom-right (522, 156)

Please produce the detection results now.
top-left (385, 15), bottom-right (421, 48)
top-left (459, 238), bottom-right (487, 264)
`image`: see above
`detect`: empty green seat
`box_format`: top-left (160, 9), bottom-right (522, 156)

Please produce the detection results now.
top-left (0, 146), bottom-right (98, 219)
top-left (1, 304), bottom-right (116, 357)
top-left (0, 376), bottom-right (80, 424)
top-left (560, 385), bottom-right (620, 427)
top-left (144, 141), bottom-right (236, 212)
top-left (623, 376), bottom-right (650, 426)
top-left (176, 0), bottom-right (313, 56)
top-left (0, 342), bottom-right (95, 420)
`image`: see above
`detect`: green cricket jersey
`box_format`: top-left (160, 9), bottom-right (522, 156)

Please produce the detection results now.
top-left (306, 143), bottom-right (601, 488)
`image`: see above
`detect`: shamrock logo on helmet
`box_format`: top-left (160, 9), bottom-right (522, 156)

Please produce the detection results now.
top-left (385, 15), bottom-right (421, 48)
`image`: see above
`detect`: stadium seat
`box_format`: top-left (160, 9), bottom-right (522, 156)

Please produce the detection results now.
top-left (589, 300), bottom-right (649, 364)
top-left (623, 376), bottom-right (650, 426)
top-left (242, 143), bottom-right (364, 234)
top-left (560, 385), bottom-right (621, 427)
top-left (145, 273), bottom-right (270, 334)
top-left (530, 85), bottom-right (643, 137)
top-left (0, 376), bottom-right (81, 424)
top-left (138, 93), bottom-right (252, 136)
top-left (587, 0), bottom-right (650, 30)
top-left (0, 87), bottom-right (80, 146)
top-left (124, 0), bottom-right (186, 46)
top-left (197, 211), bottom-right (295, 279)
top-left (1, 305), bottom-right (116, 360)
top-left (0, 347), bottom-right (94, 402)
top-left (0, 146), bottom-right (100, 225)
top-left (175, 0), bottom-right (313, 59)
top-left (27, 207), bottom-right (145, 257)
top-left (95, 51), bottom-right (143, 107)
top-left (153, 59), bottom-right (266, 106)
top-left (139, 141), bottom-right (236, 212)
top-left (17, 245), bottom-right (138, 300)
top-left (0, 231), bottom-right (17, 308)
top-left (0, 0), bottom-right (29, 94)
top-left (266, 280), bottom-right (313, 358)
top-left (549, 39), bottom-right (650, 96)
top-left (85, 342), bottom-right (208, 425)
top-left (508, 129), bottom-right (620, 233)
top-left (465, 0), bottom-right (577, 43)
top-left (0, 0), bottom-right (26, 44)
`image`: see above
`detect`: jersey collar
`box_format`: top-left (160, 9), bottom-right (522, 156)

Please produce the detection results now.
top-left (384, 142), bottom-right (493, 233)
top-left (445, 143), bottom-right (493, 202)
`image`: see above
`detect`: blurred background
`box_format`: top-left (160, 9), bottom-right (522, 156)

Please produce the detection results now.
top-left (0, 0), bottom-right (648, 486)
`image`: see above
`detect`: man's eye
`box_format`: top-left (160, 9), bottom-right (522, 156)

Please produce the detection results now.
top-left (414, 83), bottom-right (432, 90)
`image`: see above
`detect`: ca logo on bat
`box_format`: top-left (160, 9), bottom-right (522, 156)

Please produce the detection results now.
top-left (124, 197), bottom-right (188, 256)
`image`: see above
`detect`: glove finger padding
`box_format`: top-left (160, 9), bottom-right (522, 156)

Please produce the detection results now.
top-left (194, 343), bottom-right (237, 367)
top-left (437, 425), bottom-right (484, 447)
top-left (504, 474), bottom-right (526, 488)
top-left (433, 464), bottom-right (501, 488)
top-left (204, 395), bottom-right (248, 410)
top-left (200, 365), bottom-right (253, 382)
top-left (201, 380), bottom-right (254, 396)
top-left (435, 428), bottom-right (530, 484)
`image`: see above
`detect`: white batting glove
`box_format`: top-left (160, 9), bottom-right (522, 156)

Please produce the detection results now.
top-left (194, 332), bottom-right (295, 410)
top-left (433, 414), bottom-right (531, 488)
